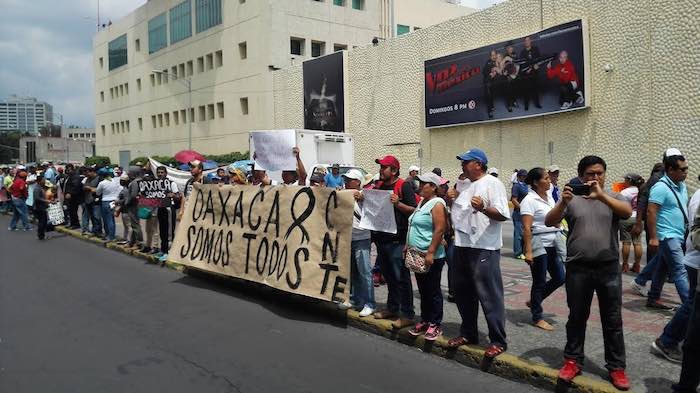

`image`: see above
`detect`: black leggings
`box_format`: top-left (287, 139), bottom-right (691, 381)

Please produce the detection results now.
top-left (157, 207), bottom-right (170, 254)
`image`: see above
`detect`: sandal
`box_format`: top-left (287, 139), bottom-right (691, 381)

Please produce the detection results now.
top-left (484, 344), bottom-right (505, 359)
top-left (447, 336), bottom-right (475, 348)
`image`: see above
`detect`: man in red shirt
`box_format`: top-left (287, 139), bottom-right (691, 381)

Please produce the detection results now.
top-left (546, 50), bottom-right (585, 110)
top-left (9, 169), bottom-right (32, 231)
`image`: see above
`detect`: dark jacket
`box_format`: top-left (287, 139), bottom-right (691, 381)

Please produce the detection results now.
top-left (483, 59), bottom-right (498, 82)
top-left (637, 170), bottom-right (665, 220)
top-left (64, 173), bottom-right (84, 201)
top-left (519, 46), bottom-right (541, 75)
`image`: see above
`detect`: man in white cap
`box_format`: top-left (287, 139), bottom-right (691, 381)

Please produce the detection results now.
top-left (547, 165), bottom-right (561, 202)
top-left (406, 165), bottom-right (421, 194)
top-left (487, 167), bottom-right (499, 178)
top-left (342, 169), bottom-right (375, 317)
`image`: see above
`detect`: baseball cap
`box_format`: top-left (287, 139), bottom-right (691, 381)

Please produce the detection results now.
top-left (342, 169), bottom-right (365, 182)
top-left (487, 167), bottom-right (499, 175)
top-left (547, 165), bottom-right (560, 173)
top-left (664, 148), bottom-right (683, 158)
top-left (517, 169), bottom-right (528, 177)
top-left (331, 163), bottom-right (340, 169)
top-left (417, 172), bottom-right (442, 186)
top-left (408, 165), bottom-right (420, 173)
top-left (456, 148), bottom-right (488, 165)
top-left (375, 155), bottom-right (400, 169)
top-left (432, 167), bottom-right (442, 176)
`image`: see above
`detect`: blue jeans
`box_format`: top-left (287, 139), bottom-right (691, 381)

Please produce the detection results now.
top-left (529, 247), bottom-right (566, 322)
top-left (10, 198), bottom-right (30, 230)
top-left (660, 266), bottom-right (698, 348)
top-left (350, 239), bottom-right (375, 309)
top-left (648, 238), bottom-right (690, 304)
top-left (635, 253), bottom-right (659, 285)
top-left (415, 258), bottom-right (445, 325)
top-left (100, 201), bottom-right (116, 240)
top-left (81, 203), bottom-right (102, 235)
top-left (672, 276), bottom-right (700, 392)
top-left (376, 241), bottom-right (414, 319)
top-left (512, 212), bottom-right (524, 256)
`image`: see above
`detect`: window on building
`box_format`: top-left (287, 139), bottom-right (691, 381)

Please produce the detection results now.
top-left (179, 63), bottom-right (186, 77)
top-left (171, 66), bottom-right (178, 78)
top-left (162, 69), bottom-right (169, 83)
top-left (240, 97), bottom-right (249, 115)
top-left (101, 125), bottom-right (105, 135)
top-left (148, 13), bottom-right (168, 54)
top-left (217, 101), bottom-right (224, 118)
top-left (198, 105), bottom-right (206, 121)
top-left (206, 53), bottom-right (214, 70)
top-left (195, 0), bottom-right (222, 33)
top-left (126, 120), bottom-right (130, 132)
top-left (351, 0), bottom-right (364, 10)
top-left (150, 74), bottom-right (156, 87)
top-left (99, 57), bottom-right (104, 68)
top-left (190, 108), bottom-right (195, 122)
top-left (334, 44), bottom-right (347, 52)
top-left (180, 109), bottom-right (187, 123)
top-left (187, 60), bottom-right (194, 76)
top-left (170, 0), bottom-right (192, 44)
top-left (135, 38), bottom-right (141, 52)
top-left (108, 34), bottom-right (128, 70)
top-left (173, 111), bottom-right (179, 125)
top-left (100, 91), bottom-right (104, 102)
top-left (151, 115), bottom-right (157, 128)
top-left (239, 0), bottom-right (245, 3)
top-left (138, 117), bottom-right (143, 130)
top-left (290, 37), bottom-right (304, 56)
top-left (206, 104), bottom-right (214, 120)
top-left (238, 42), bottom-right (247, 59)
top-left (215, 50), bottom-right (223, 67)
top-left (197, 56), bottom-right (204, 73)
top-left (311, 41), bottom-right (325, 58)
top-left (119, 85), bottom-right (124, 96)
top-left (137, 78), bottom-right (142, 91)
top-left (111, 124), bottom-right (115, 134)
top-left (120, 122), bottom-right (125, 132)
top-left (158, 114), bottom-right (163, 127)
top-left (397, 24), bottom-right (410, 36)
top-left (164, 112), bottom-right (170, 126)
top-left (124, 83), bottom-right (129, 95)
top-left (156, 72), bottom-right (162, 85)
top-left (414, 26), bottom-right (421, 31)
top-left (333, 0), bottom-right (345, 5)
top-left (109, 88), bottom-right (114, 98)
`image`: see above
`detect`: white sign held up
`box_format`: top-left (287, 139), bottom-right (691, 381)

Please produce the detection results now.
top-left (359, 189), bottom-right (397, 234)
top-left (252, 130), bottom-right (297, 171)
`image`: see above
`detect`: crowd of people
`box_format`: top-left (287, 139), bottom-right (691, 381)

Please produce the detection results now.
top-left (1, 146), bottom-right (698, 393)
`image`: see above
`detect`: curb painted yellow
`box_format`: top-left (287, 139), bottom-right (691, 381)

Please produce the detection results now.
top-left (54, 223), bottom-right (632, 393)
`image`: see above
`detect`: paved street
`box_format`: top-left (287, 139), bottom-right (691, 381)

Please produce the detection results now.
top-left (0, 215), bottom-right (546, 393)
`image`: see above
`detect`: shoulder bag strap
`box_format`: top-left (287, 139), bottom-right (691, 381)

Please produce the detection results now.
top-left (660, 179), bottom-right (688, 226)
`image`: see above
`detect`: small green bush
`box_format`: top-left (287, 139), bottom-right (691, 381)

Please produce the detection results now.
top-left (85, 156), bottom-right (111, 167)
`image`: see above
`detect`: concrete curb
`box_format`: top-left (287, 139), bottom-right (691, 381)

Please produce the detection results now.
top-left (53, 224), bottom-right (633, 393)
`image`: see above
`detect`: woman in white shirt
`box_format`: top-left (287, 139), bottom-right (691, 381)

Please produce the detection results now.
top-left (619, 174), bottom-right (644, 273)
top-left (520, 167), bottom-right (565, 331)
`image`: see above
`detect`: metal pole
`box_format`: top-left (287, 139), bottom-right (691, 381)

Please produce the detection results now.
top-left (188, 80), bottom-right (192, 150)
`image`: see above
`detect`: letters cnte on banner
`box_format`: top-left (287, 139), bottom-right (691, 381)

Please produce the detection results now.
top-left (170, 184), bottom-right (354, 303)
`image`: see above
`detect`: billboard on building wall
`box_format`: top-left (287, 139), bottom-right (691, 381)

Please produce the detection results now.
top-left (424, 20), bottom-right (590, 128)
top-left (303, 51), bottom-right (346, 132)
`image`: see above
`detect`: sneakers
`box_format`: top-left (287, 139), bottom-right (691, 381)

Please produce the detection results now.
top-left (558, 359), bottom-right (582, 382)
top-left (560, 101), bottom-right (573, 110)
top-left (646, 300), bottom-right (673, 310)
top-left (408, 322), bottom-right (430, 336)
top-left (8, 227), bottom-right (17, 231)
top-left (424, 324), bottom-right (442, 341)
top-left (24, 226), bottom-right (34, 232)
top-left (337, 302), bottom-right (353, 310)
top-left (516, 254), bottom-right (526, 260)
top-left (630, 280), bottom-right (648, 297)
top-left (651, 338), bottom-right (682, 363)
top-left (609, 369), bottom-right (630, 391)
top-left (575, 91), bottom-right (585, 105)
top-left (358, 306), bottom-right (374, 318)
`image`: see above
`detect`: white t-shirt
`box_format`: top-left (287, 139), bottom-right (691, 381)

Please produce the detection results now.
top-left (619, 186), bottom-right (639, 219)
top-left (452, 174), bottom-right (511, 250)
top-left (684, 189), bottom-right (700, 270)
top-left (519, 190), bottom-right (560, 247)
top-left (96, 178), bottom-right (124, 202)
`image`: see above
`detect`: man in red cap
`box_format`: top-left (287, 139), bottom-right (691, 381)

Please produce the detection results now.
top-left (370, 155), bottom-right (418, 328)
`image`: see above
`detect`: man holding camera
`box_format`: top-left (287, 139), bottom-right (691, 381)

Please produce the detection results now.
top-left (545, 156), bottom-right (632, 391)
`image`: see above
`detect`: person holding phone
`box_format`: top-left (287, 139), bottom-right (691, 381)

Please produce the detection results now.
top-left (545, 155), bottom-right (633, 391)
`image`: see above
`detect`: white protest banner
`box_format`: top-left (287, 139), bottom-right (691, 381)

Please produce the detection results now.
top-left (358, 189), bottom-right (397, 234)
top-left (251, 130), bottom-right (297, 171)
top-left (47, 203), bottom-right (65, 225)
top-left (148, 157), bottom-right (219, 194)
top-left (170, 184), bottom-right (354, 302)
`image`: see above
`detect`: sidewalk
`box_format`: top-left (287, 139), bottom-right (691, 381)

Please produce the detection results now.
top-left (369, 246), bottom-right (682, 393)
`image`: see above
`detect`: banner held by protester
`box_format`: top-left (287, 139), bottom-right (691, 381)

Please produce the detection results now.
top-left (138, 179), bottom-right (174, 208)
top-left (358, 189), bottom-right (397, 234)
top-left (170, 184), bottom-right (354, 302)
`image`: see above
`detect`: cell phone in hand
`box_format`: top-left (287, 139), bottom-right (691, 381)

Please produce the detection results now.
top-left (566, 183), bottom-right (591, 196)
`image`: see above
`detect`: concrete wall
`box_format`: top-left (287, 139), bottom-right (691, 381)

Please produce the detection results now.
top-left (273, 0), bottom-right (700, 190)
top-left (20, 137), bottom-right (95, 164)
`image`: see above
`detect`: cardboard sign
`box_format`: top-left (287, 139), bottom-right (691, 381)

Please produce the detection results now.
top-left (170, 184), bottom-right (354, 302)
top-left (251, 130), bottom-right (297, 171)
top-left (358, 189), bottom-right (397, 234)
top-left (138, 179), bottom-right (173, 208)
top-left (47, 203), bottom-right (65, 225)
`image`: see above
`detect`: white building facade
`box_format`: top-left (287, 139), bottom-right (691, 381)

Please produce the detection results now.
top-left (0, 95), bottom-right (53, 134)
top-left (94, 0), bottom-right (474, 167)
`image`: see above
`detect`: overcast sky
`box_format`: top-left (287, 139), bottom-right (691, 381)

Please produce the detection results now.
top-left (0, 0), bottom-right (504, 129)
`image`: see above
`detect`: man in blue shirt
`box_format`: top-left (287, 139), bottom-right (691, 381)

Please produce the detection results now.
top-left (324, 163), bottom-right (344, 189)
top-left (510, 169), bottom-right (529, 259)
top-left (646, 152), bottom-right (690, 308)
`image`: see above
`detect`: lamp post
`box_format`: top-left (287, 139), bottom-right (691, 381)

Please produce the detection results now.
top-left (152, 69), bottom-right (192, 150)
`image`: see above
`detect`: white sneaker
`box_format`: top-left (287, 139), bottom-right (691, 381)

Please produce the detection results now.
top-left (575, 92), bottom-right (585, 105)
top-left (338, 301), bottom-right (353, 310)
top-left (560, 101), bottom-right (572, 110)
top-left (630, 280), bottom-right (648, 297)
top-left (358, 306), bottom-right (375, 317)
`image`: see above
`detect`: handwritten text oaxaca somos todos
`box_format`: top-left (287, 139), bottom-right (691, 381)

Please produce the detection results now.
top-left (138, 179), bottom-right (173, 208)
top-left (169, 184), bottom-right (354, 303)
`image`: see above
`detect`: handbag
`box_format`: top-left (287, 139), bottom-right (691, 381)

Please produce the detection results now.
top-left (404, 201), bottom-right (430, 274)
top-left (137, 206), bottom-right (154, 220)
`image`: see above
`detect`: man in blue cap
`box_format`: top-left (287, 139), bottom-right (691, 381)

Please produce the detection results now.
top-left (511, 169), bottom-right (529, 259)
top-left (446, 148), bottom-right (511, 361)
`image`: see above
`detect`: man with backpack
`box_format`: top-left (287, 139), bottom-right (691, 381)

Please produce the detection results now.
top-left (371, 155), bottom-right (418, 329)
